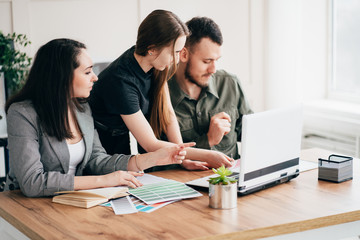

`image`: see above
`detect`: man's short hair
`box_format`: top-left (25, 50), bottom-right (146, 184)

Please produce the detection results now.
top-left (185, 17), bottom-right (223, 48)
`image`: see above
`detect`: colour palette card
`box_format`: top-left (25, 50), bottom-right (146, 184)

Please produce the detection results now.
top-left (129, 180), bottom-right (202, 205)
top-left (130, 196), bottom-right (175, 213)
top-left (100, 197), bottom-right (175, 213)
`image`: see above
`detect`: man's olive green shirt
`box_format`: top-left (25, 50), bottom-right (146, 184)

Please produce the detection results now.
top-left (168, 70), bottom-right (253, 159)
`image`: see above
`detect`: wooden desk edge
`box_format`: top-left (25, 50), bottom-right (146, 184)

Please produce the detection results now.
top-left (193, 210), bottom-right (360, 240)
top-left (0, 205), bottom-right (43, 240)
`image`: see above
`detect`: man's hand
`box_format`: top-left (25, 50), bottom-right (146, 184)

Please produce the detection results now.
top-left (207, 112), bottom-right (231, 147)
top-left (181, 159), bottom-right (210, 170)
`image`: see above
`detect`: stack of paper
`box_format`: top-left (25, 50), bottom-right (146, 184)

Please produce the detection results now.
top-left (318, 159), bottom-right (353, 183)
top-left (105, 196), bottom-right (176, 214)
top-left (111, 196), bottom-right (138, 214)
top-left (110, 174), bottom-right (202, 214)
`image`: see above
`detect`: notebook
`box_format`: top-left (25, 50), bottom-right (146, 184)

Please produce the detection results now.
top-left (186, 104), bottom-right (303, 195)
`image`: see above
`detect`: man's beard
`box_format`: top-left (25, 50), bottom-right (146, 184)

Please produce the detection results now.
top-left (184, 61), bottom-right (210, 89)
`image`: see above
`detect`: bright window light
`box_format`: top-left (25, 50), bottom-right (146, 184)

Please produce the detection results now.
top-left (331, 0), bottom-right (360, 102)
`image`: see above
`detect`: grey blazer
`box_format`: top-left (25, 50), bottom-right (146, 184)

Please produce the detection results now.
top-left (4, 100), bottom-right (131, 197)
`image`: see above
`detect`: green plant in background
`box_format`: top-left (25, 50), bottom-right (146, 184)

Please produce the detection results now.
top-left (0, 31), bottom-right (32, 97)
top-left (208, 165), bottom-right (237, 185)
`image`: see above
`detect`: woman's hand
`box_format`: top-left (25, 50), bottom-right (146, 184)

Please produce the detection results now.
top-left (101, 170), bottom-right (144, 189)
top-left (181, 159), bottom-right (210, 170)
top-left (205, 151), bottom-right (234, 168)
top-left (153, 142), bottom-right (196, 166)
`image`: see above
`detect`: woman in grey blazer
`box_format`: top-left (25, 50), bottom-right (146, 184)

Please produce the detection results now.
top-left (4, 39), bottom-right (194, 197)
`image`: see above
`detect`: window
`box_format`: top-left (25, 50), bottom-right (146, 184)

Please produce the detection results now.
top-left (330, 0), bottom-right (360, 102)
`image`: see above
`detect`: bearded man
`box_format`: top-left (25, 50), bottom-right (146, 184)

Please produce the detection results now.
top-left (168, 16), bottom-right (253, 159)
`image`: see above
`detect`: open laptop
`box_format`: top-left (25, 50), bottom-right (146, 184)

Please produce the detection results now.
top-left (186, 104), bottom-right (303, 195)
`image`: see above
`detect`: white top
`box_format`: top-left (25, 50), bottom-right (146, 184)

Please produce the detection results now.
top-left (67, 138), bottom-right (85, 175)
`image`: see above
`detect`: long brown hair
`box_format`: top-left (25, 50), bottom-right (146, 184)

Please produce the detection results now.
top-left (135, 9), bottom-right (189, 138)
top-left (6, 39), bottom-right (86, 141)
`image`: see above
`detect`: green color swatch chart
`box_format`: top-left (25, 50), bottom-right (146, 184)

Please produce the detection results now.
top-left (129, 180), bottom-right (202, 205)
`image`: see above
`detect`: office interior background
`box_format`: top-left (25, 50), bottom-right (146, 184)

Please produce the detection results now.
top-left (0, 0), bottom-right (359, 180)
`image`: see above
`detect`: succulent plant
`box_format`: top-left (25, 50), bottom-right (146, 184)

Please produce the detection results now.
top-left (208, 165), bottom-right (237, 185)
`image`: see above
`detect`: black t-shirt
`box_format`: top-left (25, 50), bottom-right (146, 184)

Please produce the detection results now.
top-left (89, 46), bottom-right (153, 135)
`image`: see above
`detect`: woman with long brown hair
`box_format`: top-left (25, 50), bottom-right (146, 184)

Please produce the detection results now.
top-left (89, 10), bottom-right (233, 170)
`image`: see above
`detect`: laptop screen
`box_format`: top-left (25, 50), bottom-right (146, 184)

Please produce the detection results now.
top-left (238, 105), bottom-right (303, 189)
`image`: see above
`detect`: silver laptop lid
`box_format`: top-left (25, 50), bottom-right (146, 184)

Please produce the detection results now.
top-left (238, 104), bottom-right (303, 189)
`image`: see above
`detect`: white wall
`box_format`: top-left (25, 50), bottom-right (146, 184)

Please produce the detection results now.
top-left (6, 0), bottom-right (139, 63)
top-left (263, 0), bottom-right (328, 109)
top-left (0, 1), bottom-right (12, 34)
top-left (0, 0), bottom-right (330, 112)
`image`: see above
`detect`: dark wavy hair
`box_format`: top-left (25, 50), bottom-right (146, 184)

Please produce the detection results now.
top-left (135, 9), bottom-right (189, 138)
top-left (5, 38), bottom-right (86, 141)
top-left (185, 16), bottom-right (223, 50)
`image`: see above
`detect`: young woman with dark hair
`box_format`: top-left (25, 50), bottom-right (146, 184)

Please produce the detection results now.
top-left (4, 38), bottom-right (194, 197)
top-left (89, 10), bottom-right (233, 170)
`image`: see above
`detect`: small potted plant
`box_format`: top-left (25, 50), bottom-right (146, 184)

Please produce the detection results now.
top-left (208, 165), bottom-right (238, 209)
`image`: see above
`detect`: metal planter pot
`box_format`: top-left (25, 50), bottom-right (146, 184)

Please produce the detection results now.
top-left (209, 183), bottom-right (237, 209)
